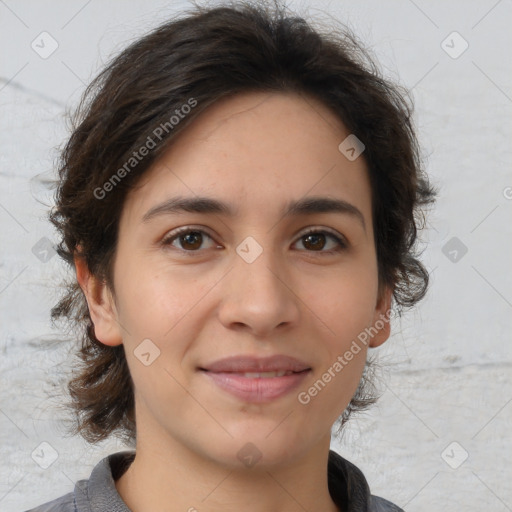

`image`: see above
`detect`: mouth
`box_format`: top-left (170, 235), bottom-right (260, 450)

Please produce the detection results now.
top-left (209, 370), bottom-right (305, 378)
top-left (198, 355), bottom-right (312, 402)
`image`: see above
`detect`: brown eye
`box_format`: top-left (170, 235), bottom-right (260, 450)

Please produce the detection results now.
top-left (162, 228), bottom-right (217, 252)
top-left (178, 231), bottom-right (203, 250)
top-left (294, 229), bottom-right (347, 253)
top-left (161, 227), bottom-right (347, 255)
top-left (303, 232), bottom-right (326, 251)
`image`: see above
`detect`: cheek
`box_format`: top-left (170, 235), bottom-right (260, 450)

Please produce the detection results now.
top-left (305, 268), bottom-right (377, 401)
top-left (301, 326), bottom-right (369, 423)
top-left (114, 268), bottom-right (213, 381)
top-left (310, 264), bottom-right (379, 340)
top-left (116, 276), bottom-right (194, 411)
top-left (115, 261), bottom-right (208, 334)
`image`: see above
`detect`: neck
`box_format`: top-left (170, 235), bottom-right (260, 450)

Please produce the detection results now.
top-left (115, 429), bottom-right (340, 512)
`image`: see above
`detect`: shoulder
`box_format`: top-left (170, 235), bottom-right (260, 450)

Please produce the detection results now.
top-left (370, 495), bottom-right (405, 511)
top-left (23, 491), bottom-right (76, 512)
top-left (328, 450), bottom-right (404, 512)
top-left (23, 450), bottom-right (136, 512)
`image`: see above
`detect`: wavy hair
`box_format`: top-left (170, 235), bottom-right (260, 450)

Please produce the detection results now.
top-left (49, 0), bottom-right (437, 446)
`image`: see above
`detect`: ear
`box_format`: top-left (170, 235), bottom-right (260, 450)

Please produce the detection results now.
top-left (368, 284), bottom-right (393, 348)
top-left (74, 253), bottom-right (123, 347)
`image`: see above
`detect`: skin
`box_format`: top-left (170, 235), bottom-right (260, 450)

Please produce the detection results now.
top-left (75, 91), bottom-right (393, 512)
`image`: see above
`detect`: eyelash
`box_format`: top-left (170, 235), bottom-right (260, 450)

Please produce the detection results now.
top-left (160, 226), bottom-right (348, 256)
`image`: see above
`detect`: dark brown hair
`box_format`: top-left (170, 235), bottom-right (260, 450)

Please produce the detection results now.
top-left (49, 0), bottom-right (437, 446)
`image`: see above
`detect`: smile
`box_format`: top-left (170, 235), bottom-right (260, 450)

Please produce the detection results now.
top-left (200, 369), bottom-right (311, 402)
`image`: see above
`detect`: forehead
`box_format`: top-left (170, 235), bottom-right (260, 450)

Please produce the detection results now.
top-left (123, 91), bottom-right (372, 226)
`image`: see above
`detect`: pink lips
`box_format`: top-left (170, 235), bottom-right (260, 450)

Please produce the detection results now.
top-left (199, 355), bottom-right (311, 403)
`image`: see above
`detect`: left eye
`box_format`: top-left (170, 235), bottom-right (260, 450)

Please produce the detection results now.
top-left (161, 228), bottom-right (347, 254)
top-left (295, 229), bottom-right (347, 253)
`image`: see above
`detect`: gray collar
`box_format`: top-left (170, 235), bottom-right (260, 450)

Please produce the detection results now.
top-left (71, 450), bottom-right (402, 512)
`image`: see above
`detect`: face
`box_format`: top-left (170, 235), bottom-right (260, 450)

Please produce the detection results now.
top-left (79, 91), bottom-right (392, 468)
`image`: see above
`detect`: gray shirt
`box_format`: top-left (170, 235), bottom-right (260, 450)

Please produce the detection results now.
top-left (24, 450), bottom-right (404, 512)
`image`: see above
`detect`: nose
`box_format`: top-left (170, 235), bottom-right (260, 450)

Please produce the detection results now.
top-left (217, 242), bottom-right (300, 337)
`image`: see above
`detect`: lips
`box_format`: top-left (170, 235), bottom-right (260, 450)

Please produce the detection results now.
top-left (199, 355), bottom-right (312, 402)
top-left (199, 354), bottom-right (311, 373)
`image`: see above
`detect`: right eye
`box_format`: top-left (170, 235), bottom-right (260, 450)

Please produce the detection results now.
top-left (161, 227), bottom-right (220, 254)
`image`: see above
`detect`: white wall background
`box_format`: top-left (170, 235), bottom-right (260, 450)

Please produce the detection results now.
top-left (1, 0), bottom-right (511, 511)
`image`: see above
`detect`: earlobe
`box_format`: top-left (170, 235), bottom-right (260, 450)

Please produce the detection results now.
top-left (74, 254), bottom-right (123, 347)
top-left (368, 285), bottom-right (393, 348)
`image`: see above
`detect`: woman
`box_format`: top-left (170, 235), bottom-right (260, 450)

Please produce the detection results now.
top-left (26, 1), bottom-right (436, 510)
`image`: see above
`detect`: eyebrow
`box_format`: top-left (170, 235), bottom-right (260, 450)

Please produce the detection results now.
top-left (142, 195), bottom-right (366, 232)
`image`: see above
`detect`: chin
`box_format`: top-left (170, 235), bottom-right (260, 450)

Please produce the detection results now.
top-left (202, 425), bottom-right (310, 470)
